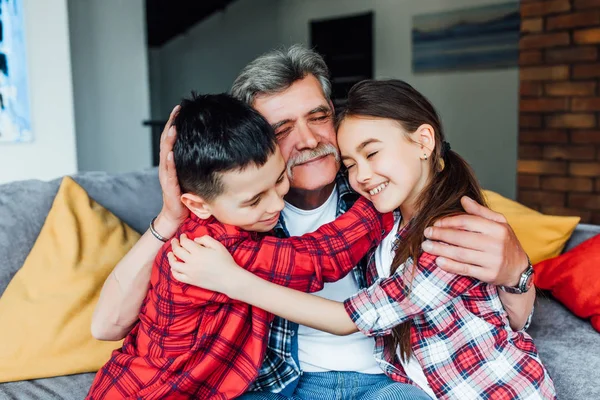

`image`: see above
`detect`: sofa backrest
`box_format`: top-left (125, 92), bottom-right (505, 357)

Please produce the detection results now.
top-left (1, 168), bottom-right (598, 298)
top-left (564, 223), bottom-right (600, 253)
top-left (0, 168), bottom-right (162, 296)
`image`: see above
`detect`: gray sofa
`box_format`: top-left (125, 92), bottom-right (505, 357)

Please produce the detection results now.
top-left (0, 169), bottom-right (599, 399)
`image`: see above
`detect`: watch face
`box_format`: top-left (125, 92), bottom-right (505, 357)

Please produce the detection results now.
top-left (521, 265), bottom-right (535, 292)
top-left (525, 273), bottom-right (534, 290)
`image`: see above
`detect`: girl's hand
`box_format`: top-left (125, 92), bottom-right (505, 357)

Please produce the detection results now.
top-left (167, 234), bottom-right (243, 295)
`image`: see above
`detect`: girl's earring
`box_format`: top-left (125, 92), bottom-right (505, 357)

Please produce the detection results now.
top-left (421, 145), bottom-right (428, 161)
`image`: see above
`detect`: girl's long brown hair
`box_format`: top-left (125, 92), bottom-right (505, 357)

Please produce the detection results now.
top-left (338, 80), bottom-right (487, 362)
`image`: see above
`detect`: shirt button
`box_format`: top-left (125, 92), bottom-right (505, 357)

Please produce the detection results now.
top-left (290, 331), bottom-right (295, 337)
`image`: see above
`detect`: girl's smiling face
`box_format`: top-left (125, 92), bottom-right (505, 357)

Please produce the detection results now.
top-left (338, 116), bottom-right (435, 218)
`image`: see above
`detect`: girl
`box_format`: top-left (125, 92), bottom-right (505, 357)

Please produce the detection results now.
top-left (169, 80), bottom-right (556, 400)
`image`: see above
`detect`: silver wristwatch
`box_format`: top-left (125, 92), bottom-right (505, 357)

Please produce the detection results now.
top-left (499, 260), bottom-right (534, 294)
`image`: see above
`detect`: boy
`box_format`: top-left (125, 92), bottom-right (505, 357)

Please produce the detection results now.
top-left (86, 93), bottom-right (391, 399)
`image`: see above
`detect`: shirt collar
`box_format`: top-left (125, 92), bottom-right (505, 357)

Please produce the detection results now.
top-left (391, 211), bottom-right (409, 252)
top-left (274, 170), bottom-right (358, 237)
top-left (335, 169), bottom-right (357, 204)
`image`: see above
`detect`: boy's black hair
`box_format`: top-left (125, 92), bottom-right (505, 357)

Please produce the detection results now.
top-left (173, 92), bottom-right (277, 201)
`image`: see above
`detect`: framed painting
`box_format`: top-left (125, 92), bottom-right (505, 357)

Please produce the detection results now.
top-left (412, 1), bottom-right (520, 73)
top-left (0, 0), bottom-right (32, 143)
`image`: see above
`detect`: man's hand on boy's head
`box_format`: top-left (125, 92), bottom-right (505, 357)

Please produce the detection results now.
top-left (169, 234), bottom-right (242, 295)
top-left (421, 196), bottom-right (528, 287)
top-left (156, 105), bottom-right (188, 237)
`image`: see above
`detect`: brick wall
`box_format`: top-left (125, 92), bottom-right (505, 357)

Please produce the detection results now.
top-left (519, 0), bottom-right (600, 223)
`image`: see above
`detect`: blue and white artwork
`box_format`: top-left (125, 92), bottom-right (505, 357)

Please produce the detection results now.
top-left (0, 0), bottom-right (31, 143)
top-left (412, 1), bottom-right (520, 73)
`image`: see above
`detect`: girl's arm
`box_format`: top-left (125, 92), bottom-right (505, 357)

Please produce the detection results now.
top-left (498, 288), bottom-right (535, 331)
top-left (214, 257), bottom-right (358, 336)
top-left (181, 239), bottom-right (480, 338)
top-left (344, 252), bottom-right (482, 337)
top-left (237, 268), bottom-right (357, 335)
top-left (167, 241), bottom-right (481, 339)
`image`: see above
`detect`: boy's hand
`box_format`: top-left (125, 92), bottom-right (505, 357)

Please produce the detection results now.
top-left (155, 105), bottom-right (188, 237)
top-left (421, 196), bottom-right (528, 287)
top-left (168, 234), bottom-right (243, 295)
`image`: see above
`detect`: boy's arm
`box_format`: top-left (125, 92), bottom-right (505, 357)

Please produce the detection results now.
top-left (173, 197), bottom-right (392, 294)
top-left (245, 197), bottom-right (391, 293)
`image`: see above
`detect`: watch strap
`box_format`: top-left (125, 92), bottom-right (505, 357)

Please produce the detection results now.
top-left (499, 260), bottom-right (534, 294)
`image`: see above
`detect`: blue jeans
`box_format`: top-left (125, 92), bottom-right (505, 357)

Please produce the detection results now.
top-left (239, 371), bottom-right (432, 400)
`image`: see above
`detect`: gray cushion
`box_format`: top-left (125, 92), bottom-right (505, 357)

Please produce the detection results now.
top-left (0, 178), bottom-right (60, 298)
top-left (527, 223), bottom-right (600, 399)
top-left (529, 296), bottom-right (600, 399)
top-left (0, 168), bottom-right (162, 297)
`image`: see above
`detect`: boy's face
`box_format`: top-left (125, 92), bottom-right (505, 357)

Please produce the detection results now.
top-left (205, 146), bottom-right (290, 232)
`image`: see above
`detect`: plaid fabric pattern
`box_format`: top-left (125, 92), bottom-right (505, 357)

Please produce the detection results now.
top-left (248, 172), bottom-right (371, 393)
top-left (344, 219), bottom-right (557, 400)
top-left (86, 196), bottom-right (390, 400)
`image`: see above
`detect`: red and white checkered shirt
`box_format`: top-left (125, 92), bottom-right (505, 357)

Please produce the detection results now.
top-left (344, 219), bottom-right (557, 400)
top-left (87, 197), bottom-right (391, 400)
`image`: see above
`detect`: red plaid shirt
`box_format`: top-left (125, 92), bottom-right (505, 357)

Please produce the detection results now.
top-left (344, 218), bottom-right (557, 400)
top-left (87, 197), bottom-right (391, 400)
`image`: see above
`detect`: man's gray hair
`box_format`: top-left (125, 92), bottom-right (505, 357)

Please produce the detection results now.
top-left (231, 44), bottom-right (332, 106)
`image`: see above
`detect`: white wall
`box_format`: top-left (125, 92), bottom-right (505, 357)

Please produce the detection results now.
top-left (152, 0), bottom-right (519, 198)
top-left (148, 48), bottom-right (162, 120)
top-left (0, 0), bottom-right (78, 184)
top-left (68, 0), bottom-right (151, 173)
top-left (151, 0), bottom-right (280, 120)
top-left (277, 0), bottom-right (519, 198)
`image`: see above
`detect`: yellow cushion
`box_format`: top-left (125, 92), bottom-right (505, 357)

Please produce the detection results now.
top-left (0, 177), bottom-right (140, 382)
top-left (483, 190), bottom-right (580, 264)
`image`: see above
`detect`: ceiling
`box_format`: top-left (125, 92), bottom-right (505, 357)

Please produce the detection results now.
top-left (145, 0), bottom-right (237, 48)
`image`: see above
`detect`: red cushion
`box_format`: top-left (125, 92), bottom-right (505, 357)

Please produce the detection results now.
top-left (534, 234), bottom-right (600, 332)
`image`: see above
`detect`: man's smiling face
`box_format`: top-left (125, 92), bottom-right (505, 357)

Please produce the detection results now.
top-left (252, 74), bottom-right (340, 193)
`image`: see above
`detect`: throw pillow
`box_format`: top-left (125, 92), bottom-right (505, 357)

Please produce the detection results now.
top-left (0, 177), bottom-right (140, 382)
top-left (483, 190), bottom-right (580, 264)
top-left (534, 234), bottom-right (600, 332)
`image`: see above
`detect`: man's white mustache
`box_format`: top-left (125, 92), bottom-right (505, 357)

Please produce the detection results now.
top-left (286, 143), bottom-right (340, 180)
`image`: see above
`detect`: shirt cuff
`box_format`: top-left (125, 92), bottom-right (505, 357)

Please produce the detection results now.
top-left (343, 288), bottom-right (392, 337)
top-left (520, 304), bottom-right (534, 332)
